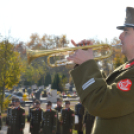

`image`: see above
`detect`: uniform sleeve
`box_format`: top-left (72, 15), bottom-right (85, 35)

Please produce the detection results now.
top-left (69, 110), bottom-right (74, 129)
top-left (52, 111), bottom-right (57, 131)
top-left (20, 109), bottom-right (25, 129)
top-left (70, 59), bottom-right (134, 118)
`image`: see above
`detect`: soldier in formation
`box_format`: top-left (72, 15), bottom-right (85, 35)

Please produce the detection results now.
top-left (74, 99), bottom-right (84, 134)
top-left (61, 100), bottom-right (74, 134)
top-left (54, 98), bottom-right (63, 134)
top-left (8, 97), bottom-right (25, 134)
top-left (68, 6), bottom-right (134, 134)
top-left (40, 101), bottom-right (57, 134)
top-left (30, 100), bottom-right (43, 134)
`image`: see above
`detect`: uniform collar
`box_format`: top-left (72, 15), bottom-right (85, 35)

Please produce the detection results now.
top-left (14, 106), bottom-right (20, 110)
top-left (47, 109), bottom-right (51, 112)
top-left (124, 58), bottom-right (134, 69)
top-left (36, 108), bottom-right (41, 110)
top-left (65, 108), bottom-right (70, 111)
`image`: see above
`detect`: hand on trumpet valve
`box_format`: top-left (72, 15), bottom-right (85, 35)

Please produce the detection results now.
top-left (67, 39), bottom-right (94, 65)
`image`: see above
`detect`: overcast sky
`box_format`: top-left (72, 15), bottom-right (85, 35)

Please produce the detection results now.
top-left (0, 0), bottom-right (134, 45)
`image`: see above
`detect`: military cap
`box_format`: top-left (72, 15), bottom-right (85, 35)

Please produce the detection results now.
top-left (12, 96), bottom-right (16, 101)
top-left (35, 100), bottom-right (40, 105)
top-left (13, 97), bottom-right (20, 102)
top-left (65, 100), bottom-right (70, 104)
top-left (57, 97), bottom-right (63, 102)
top-left (117, 7), bottom-right (134, 30)
top-left (47, 101), bottom-right (52, 106)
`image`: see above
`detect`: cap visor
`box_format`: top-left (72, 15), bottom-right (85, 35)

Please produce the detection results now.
top-left (116, 26), bottom-right (126, 30)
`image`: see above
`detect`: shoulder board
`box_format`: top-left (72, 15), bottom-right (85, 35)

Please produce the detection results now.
top-left (19, 106), bottom-right (25, 110)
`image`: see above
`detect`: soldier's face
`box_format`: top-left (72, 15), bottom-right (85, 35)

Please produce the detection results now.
top-left (14, 102), bottom-right (20, 107)
top-left (36, 104), bottom-right (40, 108)
top-left (65, 104), bottom-right (70, 108)
top-left (57, 101), bottom-right (62, 106)
top-left (119, 27), bottom-right (134, 57)
top-left (46, 105), bottom-right (51, 109)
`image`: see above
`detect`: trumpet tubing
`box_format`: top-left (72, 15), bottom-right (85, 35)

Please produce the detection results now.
top-left (27, 44), bottom-right (113, 67)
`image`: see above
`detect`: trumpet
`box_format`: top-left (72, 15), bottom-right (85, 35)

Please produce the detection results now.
top-left (27, 44), bottom-right (113, 67)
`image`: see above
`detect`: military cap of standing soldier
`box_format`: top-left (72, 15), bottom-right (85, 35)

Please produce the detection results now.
top-left (68, 7), bottom-right (134, 134)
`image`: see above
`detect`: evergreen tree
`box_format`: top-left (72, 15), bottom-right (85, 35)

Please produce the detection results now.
top-left (51, 73), bottom-right (61, 91)
top-left (44, 73), bottom-right (51, 87)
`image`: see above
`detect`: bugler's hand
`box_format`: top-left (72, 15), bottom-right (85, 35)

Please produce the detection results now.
top-left (67, 39), bottom-right (94, 65)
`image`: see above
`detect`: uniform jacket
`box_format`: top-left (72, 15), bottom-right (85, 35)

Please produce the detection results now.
top-left (41, 109), bottom-right (57, 134)
top-left (70, 59), bottom-right (134, 134)
top-left (31, 108), bottom-right (43, 134)
top-left (6, 107), bottom-right (13, 134)
top-left (6, 107), bottom-right (13, 126)
top-left (10, 106), bottom-right (25, 134)
top-left (61, 108), bottom-right (74, 134)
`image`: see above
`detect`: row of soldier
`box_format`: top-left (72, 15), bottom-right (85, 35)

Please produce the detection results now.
top-left (3, 97), bottom-right (95, 134)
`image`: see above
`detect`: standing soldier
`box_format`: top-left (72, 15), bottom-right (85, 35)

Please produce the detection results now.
top-left (10, 97), bottom-right (25, 134)
top-left (74, 99), bottom-right (84, 134)
top-left (30, 100), bottom-right (43, 134)
top-left (6, 100), bottom-right (14, 134)
top-left (83, 110), bottom-right (95, 134)
top-left (41, 101), bottom-right (57, 134)
top-left (61, 100), bottom-right (74, 134)
top-left (27, 99), bottom-right (36, 133)
top-left (54, 98), bottom-right (63, 134)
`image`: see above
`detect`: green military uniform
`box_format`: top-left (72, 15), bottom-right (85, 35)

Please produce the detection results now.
top-left (31, 108), bottom-right (43, 134)
top-left (70, 59), bottom-right (134, 134)
top-left (41, 109), bottom-right (57, 134)
top-left (0, 113), bottom-right (2, 130)
top-left (74, 102), bottom-right (84, 134)
top-left (6, 107), bottom-right (13, 134)
top-left (10, 106), bottom-right (25, 134)
top-left (61, 108), bottom-right (74, 134)
top-left (27, 106), bottom-right (35, 133)
top-left (54, 106), bottom-right (63, 134)
top-left (83, 110), bottom-right (95, 134)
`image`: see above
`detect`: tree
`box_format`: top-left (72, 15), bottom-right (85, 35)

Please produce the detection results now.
top-left (0, 39), bottom-right (24, 111)
top-left (51, 73), bottom-right (61, 91)
top-left (61, 74), bottom-right (67, 90)
top-left (44, 73), bottom-right (51, 87)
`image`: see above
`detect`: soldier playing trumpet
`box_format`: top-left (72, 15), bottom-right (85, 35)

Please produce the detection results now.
top-left (68, 6), bottom-right (134, 134)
